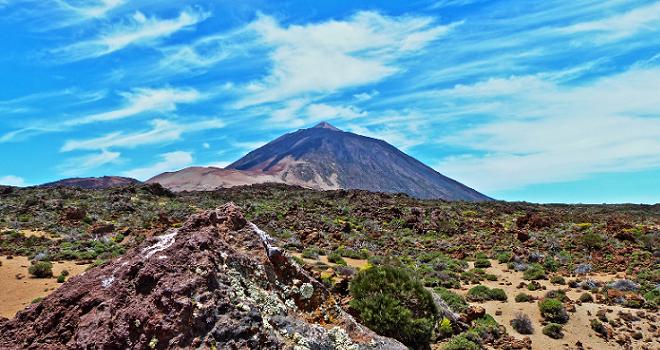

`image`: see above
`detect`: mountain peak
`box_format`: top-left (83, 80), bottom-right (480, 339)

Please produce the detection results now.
top-left (312, 121), bottom-right (341, 131)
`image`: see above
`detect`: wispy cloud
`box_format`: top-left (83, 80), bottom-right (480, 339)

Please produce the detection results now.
top-left (58, 149), bottom-right (121, 175)
top-left (60, 118), bottom-right (225, 152)
top-left (122, 151), bottom-right (193, 180)
top-left (65, 87), bottom-right (202, 126)
top-left (52, 8), bottom-right (209, 61)
top-left (232, 12), bottom-right (459, 107)
top-left (436, 66), bottom-right (660, 191)
top-left (559, 2), bottom-right (660, 41)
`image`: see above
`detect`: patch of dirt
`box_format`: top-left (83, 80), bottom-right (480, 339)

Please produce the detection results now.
top-left (0, 256), bottom-right (89, 318)
top-left (453, 260), bottom-right (658, 350)
top-left (291, 252), bottom-right (369, 270)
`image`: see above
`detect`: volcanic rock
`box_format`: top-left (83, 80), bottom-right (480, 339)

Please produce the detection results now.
top-left (0, 203), bottom-right (404, 350)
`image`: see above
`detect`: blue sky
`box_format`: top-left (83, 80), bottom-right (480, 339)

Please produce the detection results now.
top-left (0, 0), bottom-right (659, 203)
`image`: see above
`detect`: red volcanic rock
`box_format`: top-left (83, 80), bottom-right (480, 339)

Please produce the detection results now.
top-left (0, 203), bottom-right (404, 350)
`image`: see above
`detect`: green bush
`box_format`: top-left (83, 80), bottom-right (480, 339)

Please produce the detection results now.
top-left (579, 292), bottom-right (593, 302)
top-left (542, 323), bottom-right (564, 339)
top-left (523, 263), bottom-right (546, 280)
top-left (327, 252), bottom-right (347, 266)
top-left (350, 266), bottom-right (438, 349)
top-left (437, 317), bottom-right (453, 339)
top-left (466, 285), bottom-right (507, 302)
top-left (515, 293), bottom-right (533, 303)
top-left (496, 252), bottom-right (512, 263)
top-left (474, 259), bottom-right (491, 268)
top-left (28, 261), bottom-right (53, 278)
top-left (550, 275), bottom-right (566, 285)
top-left (57, 274), bottom-right (66, 283)
top-left (301, 247), bottom-right (320, 259)
top-left (538, 298), bottom-right (569, 323)
top-left (435, 287), bottom-right (469, 313)
top-left (443, 333), bottom-right (480, 350)
top-left (582, 232), bottom-right (604, 250)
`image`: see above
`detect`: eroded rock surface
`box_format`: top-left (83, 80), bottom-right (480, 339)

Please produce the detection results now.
top-left (0, 203), bottom-right (404, 350)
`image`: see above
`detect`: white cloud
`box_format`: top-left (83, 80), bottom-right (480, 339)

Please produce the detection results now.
top-left (202, 142), bottom-right (210, 149)
top-left (122, 151), bottom-right (193, 180)
top-left (306, 103), bottom-right (366, 120)
top-left (65, 87), bottom-right (202, 126)
top-left (0, 175), bottom-right (26, 187)
top-left (58, 149), bottom-right (121, 175)
top-left (436, 66), bottom-right (660, 191)
top-left (53, 9), bottom-right (209, 61)
top-left (353, 90), bottom-right (379, 102)
top-left (234, 12), bottom-right (458, 107)
top-left (55, 0), bottom-right (125, 19)
top-left (61, 118), bottom-right (225, 152)
top-left (560, 2), bottom-right (660, 41)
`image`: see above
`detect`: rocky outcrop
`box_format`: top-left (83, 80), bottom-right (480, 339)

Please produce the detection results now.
top-left (0, 203), bottom-right (404, 349)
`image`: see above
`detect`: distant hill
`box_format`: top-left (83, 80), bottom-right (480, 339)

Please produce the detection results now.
top-left (40, 176), bottom-right (140, 189)
top-left (149, 122), bottom-right (490, 201)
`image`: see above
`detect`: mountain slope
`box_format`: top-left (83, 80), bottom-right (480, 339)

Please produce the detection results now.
top-left (40, 176), bottom-right (140, 189)
top-left (149, 122), bottom-right (490, 201)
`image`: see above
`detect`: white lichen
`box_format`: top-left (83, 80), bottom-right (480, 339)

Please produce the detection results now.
top-left (299, 283), bottom-right (314, 300)
top-left (142, 230), bottom-right (178, 258)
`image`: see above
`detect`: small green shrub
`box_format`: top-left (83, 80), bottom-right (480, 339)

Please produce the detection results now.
top-left (496, 252), bottom-right (512, 263)
top-left (350, 266), bottom-right (438, 349)
top-left (582, 232), bottom-right (604, 250)
top-left (538, 298), bottom-right (569, 324)
top-left (474, 259), bottom-right (491, 268)
top-left (542, 323), bottom-right (564, 339)
top-left (523, 263), bottom-right (546, 280)
top-left (327, 252), bottom-right (347, 266)
top-left (515, 293), bottom-right (533, 303)
top-left (28, 261), bottom-right (53, 278)
top-left (579, 292), bottom-right (593, 302)
top-left (301, 247), bottom-right (320, 259)
top-left (466, 285), bottom-right (507, 302)
top-left (443, 333), bottom-right (480, 350)
top-left (437, 317), bottom-right (453, 339)
top-left (434, 287), bottom-right (468, 313)
top-left (550, 275), bottom-right (566, 285)
top-left (57, 274), bottom-right (66, 283)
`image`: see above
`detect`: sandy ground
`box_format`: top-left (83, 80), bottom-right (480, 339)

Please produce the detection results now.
top-left (290, 252), bottom-right (369, 270)
top-left (0, 256), bottom-right (89, 318)
top-left (0, 228), bottom-right (59, 240)
top-left (453, 260), bottom-right (658, 350)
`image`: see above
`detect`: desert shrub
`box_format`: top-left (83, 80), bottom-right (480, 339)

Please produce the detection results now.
top-left (28, 261), bottom-right (53, 278)
top-left (443, 333), bottom-right (480, 350)
top-left (527, 282), bottom-right (540, 291)
top-left (434, 287), bottom-right (468, 313)
top-left (291, 255), bottom-right (305, 266)
top-left (466, 285), bottom-right (507, 302)
top-left (496, 252), bottom-right (512, 263)
top-left (474, 259), bottom-right (491, 268)
top-left (538, 298), bottom-right (569, 323)
top-left (350, 266), bottom-right (438, 349)
top-left (437, 317), bottom-right (453, 339)
top-left (550, 275), bottom-right (566, 285)
top-left (543, 255), bottom-right (558, 272)
top-left (488, 288), bottom-right (507, 301)
top-left (545, 290), bottom-right (568, 302)
top-left (301, 247), bottom-right (320, 259)
top-left (582, 232), bottom-right (604, 250)
top-left (523, 263), bottom-right (546, 280)
top-left (327, 252), bottom-right (347, 266)
top-left (542, 323), bottom-right (564, 339)
top-left (485, 274), bottom-right (498, 281)
top-left (515, 293), bottom-right (533, 303)
top-left (57, 274), bottom-right (66, 283)
top-left (510, 313), bottom-right (534, 334)
top-left (579, 292), bottom-right (594, 302)
top-left (473, 314), bottom-right (502, 340)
